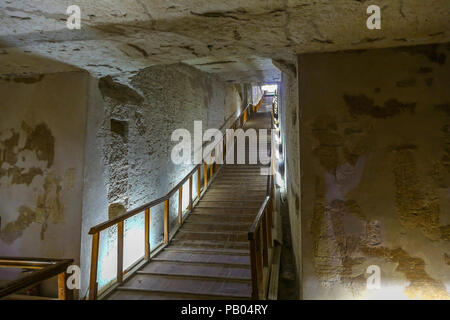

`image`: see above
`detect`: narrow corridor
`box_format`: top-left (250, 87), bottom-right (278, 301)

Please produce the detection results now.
top-left (107, 99), bottom-right (274, 299)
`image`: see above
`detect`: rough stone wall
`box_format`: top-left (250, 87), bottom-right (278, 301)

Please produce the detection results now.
top-left (79, 63), bottom-right (244, 296)
top-left (298, 43), bottom-right (450, 299)
top-left (276, 59), bottom-right (302, 297)
top-left (0, 68), bottom-right (89, 295)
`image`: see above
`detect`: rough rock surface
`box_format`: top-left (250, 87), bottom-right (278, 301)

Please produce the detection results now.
top-left (298, 43), bottom-right (450, 299)
top-left (0, 1), bottom-right (449, 79)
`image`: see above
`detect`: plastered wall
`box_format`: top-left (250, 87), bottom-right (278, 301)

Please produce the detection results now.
top-left (298, 43), bottom-right (450, 299)
top-left (0, 68), bottom-right (89, 295)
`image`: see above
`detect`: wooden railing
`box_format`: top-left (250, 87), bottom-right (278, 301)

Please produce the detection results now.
top-left (247, 94), bottom-right (276, 299)
top-left (87, 100), bottom-right (261, 300)
top-left (0, 257), bottom-right (73, 300)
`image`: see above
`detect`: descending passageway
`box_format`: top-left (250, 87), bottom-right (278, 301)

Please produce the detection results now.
top-left (106, 98), bottom-right (275, 300)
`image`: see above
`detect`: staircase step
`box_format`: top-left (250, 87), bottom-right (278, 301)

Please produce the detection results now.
top-left (155, 250), bottom-right (250, 265)
top-left (203, 190), bottom-right (266, 196)
top-left (196, 201), bottom-right (261, 209)
top-left (164, 246), bottom-right (248, 255)
top-left (164, 244), bottom-right (249, 255)
top-left (119, 274), bottom-right (251, 298)
top-left (212, 182), bottom-right (267, 188)
top-left (208, 184), bottom-right (266, 192)
top-left (139, 260), bottom-right (251, 280)
top-left (109, 288), bottom-right (248, 300)
top-left (187, 213), bottom-right (255, 223)
top-left (174, 230), bottom-right (248, 242)
top-left (118, 274), bottom-right (251, 299)
top-left (183, 221), bottom-right (251, 232)
top-left (201, 195), bottom-right (266, 202)
top-left (169, 239), bottom-right (249, 250)
top-left (198, 199), bottom-right (263, 203)
top-left (192, 207), bottom-right (258, 215)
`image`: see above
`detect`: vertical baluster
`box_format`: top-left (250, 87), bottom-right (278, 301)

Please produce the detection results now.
top-left (164, 199), bottom-right (169, 243)
top-left (178, 186), bottom-right (183, 224)
top-left (57, 272), bottom-right (68, 300)
top-left (249, 237), bottom-right (259, 299)
top-left (89, 232), bottom-right (99, 300)
top-left (189, 176), bottom-right (193, 210)
top-left (145, 208), bottom-right (150, 261)
top-left (262, 212), bottom-right (269, 267)
top-left (255, 226), bottom-right (263, 299)
top-left (117, 221), bottom-right (124, 283)
top-left (197, 167), bottom-right (201, 199)
top-left (267, 197), bottom-right (273, 247)
top-left (210, 155), bottom-right (213, 178)
top-left (204, 162), bottom-right (208, 189)
top-left (223, 139), bottom-right (226, 165)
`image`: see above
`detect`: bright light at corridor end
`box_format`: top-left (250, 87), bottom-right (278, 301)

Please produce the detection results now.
top-left (262, 84), bottom-right (277, 94)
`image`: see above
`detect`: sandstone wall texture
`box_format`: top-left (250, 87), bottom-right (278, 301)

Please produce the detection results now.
top-left (1, 1), bottom-right (448, 78)
top-left (0, 67), bottom-right (89, 296)
top-left (298, 43), bottom-right (450, 299)
top-left (276, 59), bottom-right (302, 296)
top-left (79, 63), bottom-right (249, 296)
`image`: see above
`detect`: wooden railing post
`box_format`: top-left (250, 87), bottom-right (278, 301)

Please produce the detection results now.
top-left (255, 227), bottom-right (263, 299)
top-left (197, 167), bottom-right (201, 199)
top-left (145, 208), bottom-right (150, 260)
top-left (57, 272), bottom-right (71, 300)
top-left (223, 139), bottom-right (226, 165)
top-left (117, 221), bottom-right (124, 283)
top-left (89, 232), bottom-right (99, 300)
top-left (178, 186), bottom-right (183, 224)
top-left (209, 156), bottom-right (213, 178)
top-left (249, 237), bottom-right (259, 299)
top-left (261, 213), bottom-right (269, 267)
top-left (204, 163), bottom-right (208, 189)
top-left (164, 199), bottom-right (169, 244)
top-left (189, 176), bottom-right (193, 210)
top-left (267, 198), bottom-right (273, 247)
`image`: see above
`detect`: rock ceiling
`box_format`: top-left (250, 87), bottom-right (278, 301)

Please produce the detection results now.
top-left (0, 0), bottom-right (448, 82)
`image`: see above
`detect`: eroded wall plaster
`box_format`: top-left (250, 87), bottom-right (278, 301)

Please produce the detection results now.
top-left (296, 43), bottom-right (450, 299)
top-left (0, 65), bottom-right (89, 296)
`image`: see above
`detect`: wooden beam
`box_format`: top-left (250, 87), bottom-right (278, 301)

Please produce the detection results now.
top-left (262, 214), bottom-right (269, 267)
top-left (89, 232), bottom-right (99, 300)
top-left (57, 272), bottom-right (67, 300)
top-left (178, 186), bottom-right (183, 224)
top-left (117, 221), bottom-right (124, 283)
top-left (248, 238), bottom-right (259, 299)
top-left (255, 227), bottom-right (263, 299)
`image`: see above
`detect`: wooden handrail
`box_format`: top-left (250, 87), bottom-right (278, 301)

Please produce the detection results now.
top-left (87, 99), bottom-right (260, 299)
top-left (247, 95), bottom-right (276, 299)
top-left (88, 103), bottom-right (254, 235)
top-left (0, 257), bottom-right (73, 300)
